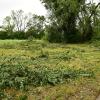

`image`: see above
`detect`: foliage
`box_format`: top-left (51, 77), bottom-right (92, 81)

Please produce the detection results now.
top-left (26, 14), bottom-right (45, 39)
top-left (0, 40), bottom-right (100, 99)
top-left (0, 2), bottom-right (99, 42)
top-left (39, 49), bottom-right (49, 58)
top-left (41, 0), bottom-right (100, 42)
top-left (45, 25), bottom-right (63, 43)
top-left (78, 2), bottom-right (100, 41)
top-left (12, 31), bottom-right (27, 39)
top-left (0, 31), bottom-right (8, 39)
top-left (0, 91), bottom-right (5, 99)
top-left (0, 10), bottom-right (45, 40)
top-left (41, 0), bottom-right (84, 42)
top-left (0, 31), bottom-right (26, 39)
top-left (18, 95), bottom-right (28, 100)
top-left (0, 62), bottom-right (94, 90)
top-left (53, 50), bottom-right (76, 61)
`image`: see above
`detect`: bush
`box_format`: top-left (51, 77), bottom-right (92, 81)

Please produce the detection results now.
top-left (0, 62), bottom-right (94, 90)
top-left (18, 95), bottom-right (28, 100)
top-left (0, 31), bottom-right (8, 39)
top-left (26, 28), bottom-right (45, 39)
top-left (11, 31), bottom-right (26, 39)
top-left (46, 26), bottom-right (63, 43)
top-left (53, 51), bottom-right (76, 61)
top-left (0, 31), bottom-right (26, 39)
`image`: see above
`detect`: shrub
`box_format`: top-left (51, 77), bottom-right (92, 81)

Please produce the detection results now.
top-left (53, 50), bottom-right (76, 61)
top-left (0, 31), bottom-right (8, 39)
top-left (18, 95), bottom-right (28, 100)
top-left (26, 28), bottom-right (45, 39)
top-left (0, 62), bottom-right (94, 90)
top-left (46, 26), bottom-right (63, 43)
top-left (0, 31), bottom-right (26, 39)
top-left (0, 91), bottom-right (6, 99)
top-left (12, 31), bottom-right (26, 39)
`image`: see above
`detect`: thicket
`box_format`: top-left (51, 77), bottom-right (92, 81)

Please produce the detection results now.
top-left (0, 1), bottom-right (99, 43)
top-left (41, 0), bottom-right (100, 43)
top-left (0, 30), bottom-right (45, 40)
top-left (0, 10), bottom-right (45, 40)
top-left (0, 62), bottom-right (94, 90)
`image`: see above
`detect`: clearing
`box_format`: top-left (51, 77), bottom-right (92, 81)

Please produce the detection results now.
top-left (0, 40), bottom-right (100, 100)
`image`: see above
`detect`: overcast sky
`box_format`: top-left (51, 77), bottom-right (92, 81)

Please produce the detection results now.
top-left (0, 0), bottom-right (47, 25)
top-left (0, 0), bottom-right (99, 25)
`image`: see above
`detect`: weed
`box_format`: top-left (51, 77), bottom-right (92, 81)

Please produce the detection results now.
top-left (18, 95), bottom-right (28, 100)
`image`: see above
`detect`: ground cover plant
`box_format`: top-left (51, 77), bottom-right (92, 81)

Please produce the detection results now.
top-left (0, 40), bottom-right (100, 100)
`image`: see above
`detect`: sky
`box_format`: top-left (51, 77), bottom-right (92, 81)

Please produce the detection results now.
top-left (0, 0), bottom-right (99, 25)
top-left (0, 0), bottom-right (47, 25)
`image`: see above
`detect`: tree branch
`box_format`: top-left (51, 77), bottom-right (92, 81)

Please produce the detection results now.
top-left (89, 2), bottom-right (100, 18)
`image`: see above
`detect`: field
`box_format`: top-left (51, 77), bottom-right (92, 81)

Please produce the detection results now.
top-left (0, 40), bottom-right (100, 100)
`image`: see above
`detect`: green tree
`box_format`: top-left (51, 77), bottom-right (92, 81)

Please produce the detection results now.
top-left (41, 0), bottom-right (85, 42)
top-left (27, 14), bottom-right (45, 38)
top-left (11, 10), bottom-right (28, 32)
top-left (2, 16), bottom-right (14, 33)
top-left (78, 2), bottom-right (100, 41)
top-left (1, 10), bottom-right (30, 39)
top-left (41, 0), bottom-right (100, 42)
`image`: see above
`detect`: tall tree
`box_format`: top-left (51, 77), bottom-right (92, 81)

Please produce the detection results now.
top-left (41, 0), bottom-right (85, 42)
top-left (2, 16), bottom-right (14, 33)
top-left (27, 14), bottom-right (45, 38)
top-left (78, 2), bottom-right (100, 41)
top-left (11, 10), bottom-right (28, 32)
top-left (41, 0), bottom-right (100, 42)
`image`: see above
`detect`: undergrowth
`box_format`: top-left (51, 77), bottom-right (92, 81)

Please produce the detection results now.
top-left (0, 62), bottom-right (94, 91)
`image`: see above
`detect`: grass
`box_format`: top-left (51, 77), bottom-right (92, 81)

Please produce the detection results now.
top-left (0, 39), bottom-right (100, 100)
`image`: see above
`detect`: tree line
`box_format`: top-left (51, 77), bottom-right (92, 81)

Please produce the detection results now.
top-left (0, 10), bottom-right (45, 39)
top-left (41, 0), bottom-right (100, 42)
top-left (0, 0), bottom-right (100, 43)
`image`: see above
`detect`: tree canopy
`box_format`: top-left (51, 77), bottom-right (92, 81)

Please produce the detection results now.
top-left (41, 0), bottom-right (100, 42)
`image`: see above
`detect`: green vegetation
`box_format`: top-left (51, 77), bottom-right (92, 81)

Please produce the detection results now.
top-left (0, 1), bottom-right (99, 43)
top-left (41, 0), bottom-right (100, 42)
top-left (0, 0), bottom-right (100, 99)
top-left (0, 10), bottom-right (45, 40)
top-left (0, 40), bottom-right (100, 100)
